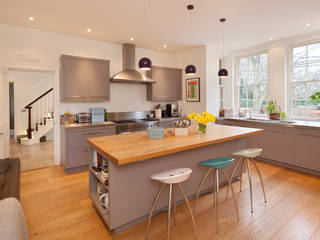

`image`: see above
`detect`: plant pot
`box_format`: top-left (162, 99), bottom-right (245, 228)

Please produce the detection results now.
top-left (198, 124), bottom-right (206, 134)
top-left (269, 113), bottom-right (280, 120)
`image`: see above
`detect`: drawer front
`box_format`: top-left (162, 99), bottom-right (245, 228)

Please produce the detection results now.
top-left (68, 127), bottom-right (115, 148)
top-left (67, 147), bottom-right (90, 168)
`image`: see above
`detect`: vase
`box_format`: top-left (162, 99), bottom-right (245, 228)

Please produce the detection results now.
top-left (198, 124), bottom-right (206, 134)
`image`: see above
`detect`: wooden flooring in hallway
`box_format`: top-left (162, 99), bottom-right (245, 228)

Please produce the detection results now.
top-left (20, 161), bottom-right (320, 240)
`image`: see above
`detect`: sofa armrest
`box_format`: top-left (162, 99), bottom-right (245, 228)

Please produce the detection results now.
top-left (0, 197), bottom-right (28, 240)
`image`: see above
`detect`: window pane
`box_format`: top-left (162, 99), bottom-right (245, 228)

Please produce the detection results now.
top-left (293, 46), bottom-right (307, 66)
top-left (308, 43), bottom-right (320, 63)
top-left (306, 63), bottom-right (320, 81)
top-left (238, 53), bottom-right (268, 116)
top-left (292, 83), bottom-right (306, 100)
top-left (292, 66), bottom-right (306, 82)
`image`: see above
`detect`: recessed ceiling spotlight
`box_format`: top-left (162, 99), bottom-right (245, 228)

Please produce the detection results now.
top-left (130, 37), bottom-right (134, 41)
top-left (306, 22), bottom-right (311, 27)
top-left (29, 16), bottom-right (34, 21)
top-left (270, 38), bottom-right (273, 41)
top-left (163, 44), bottom-right (167, 48)
top-left (87, 28), bottom-right (92, 33)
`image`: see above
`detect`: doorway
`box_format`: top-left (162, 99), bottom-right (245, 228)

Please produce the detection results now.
top-left (8, 69), bottom-right (55, 171)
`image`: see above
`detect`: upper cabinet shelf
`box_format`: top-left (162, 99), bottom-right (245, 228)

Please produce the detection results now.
top-left (60, 55), bottom-right (110, 103)
top-left (146, 66), bottom-right (182, 101)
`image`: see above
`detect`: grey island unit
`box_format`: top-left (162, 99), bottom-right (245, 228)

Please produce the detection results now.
top-left (87, 124), bottom-right (263, 232)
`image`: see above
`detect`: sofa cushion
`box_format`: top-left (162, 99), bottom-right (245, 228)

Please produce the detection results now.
top-left (0, 173), bottom-right (4, 190)
top-left (0, 158), bottom-right (10, 174)
top-left (0, 158), bottom-right (20, 201)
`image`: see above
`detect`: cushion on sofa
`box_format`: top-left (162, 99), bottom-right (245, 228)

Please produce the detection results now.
top-left (0, 158), bottom-right (10, 174)
top-left (0, 158), bottom-right (20, 201)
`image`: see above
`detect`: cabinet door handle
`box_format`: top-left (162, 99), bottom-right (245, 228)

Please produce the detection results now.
top-left (267, 129), bottom-right (286, 134)
top-left (299, 133), bottom-right (320, 138)
top-left (83, 131), bottom-right (102, 135)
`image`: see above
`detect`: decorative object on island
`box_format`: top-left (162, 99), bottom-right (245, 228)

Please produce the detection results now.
top-left (186, 77), bottom-right (200, 102)
top-left (218, 18), bottom-right (228, 78)
top-left (148, 126), bottom-right (164, 139)
top-left (266, 100), bottom-right (281, 120)
top-left (188, 111), bottom-right (216, 134)
top-left (185, 4), bottom-right (197, 76)
top-left (174, 119), bottom-right (190, 136)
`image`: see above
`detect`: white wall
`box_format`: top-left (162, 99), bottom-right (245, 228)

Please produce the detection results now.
top-left (8, 71), bottom-right (54, 137)
top-left (0, 67), bottom-right (10, 158)
top-left (177, 46), bottom-right (207, 115)
top-left (0, 23), bottom-right (180, 164)
top-left (229, 30), bottom-right (320, 117)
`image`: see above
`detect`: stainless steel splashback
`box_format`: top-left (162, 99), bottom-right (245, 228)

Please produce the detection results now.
top-left (108, 111), bottom-right (155, 121)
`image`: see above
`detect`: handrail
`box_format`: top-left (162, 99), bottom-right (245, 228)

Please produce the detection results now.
top-left (25, 88), bottom-right (53, 139)
top-left (25, 88), bottom-right (53, 109)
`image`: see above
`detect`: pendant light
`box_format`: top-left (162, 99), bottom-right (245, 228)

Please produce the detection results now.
top-left (218, 18), bottom-right (228, 78)
top-left (185, 4), bottom-right (196, 76)
top-left (139, 0), bottom-right (152, 71)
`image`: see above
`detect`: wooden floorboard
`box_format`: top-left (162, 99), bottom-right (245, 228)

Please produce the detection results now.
top-left (20, 161), bottom-right (320, 240)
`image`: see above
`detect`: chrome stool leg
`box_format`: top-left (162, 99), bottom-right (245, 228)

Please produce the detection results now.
top-left (172, 184), bottom-right (177, 226)
top-left (226, 157), bottom-right (242, 200)
top-left (240, 158), bottom-right (244, 192)
top-left (177, 183), bottom-right (198, 240)
top-left (167, 184), bottom-right (173, 240)
top-left (146, 184), bottom-right (166, 240)
top-left (221, 169), bottom-right (239, 221)
top-left (246, 158), bottom-right (254, 213)
top-left (194, 168), bottom-right (211, 214)
top-left (215, 169), bottom-right (219, 234)
top-left (251, 158), bottom-right (267, 203)
top-left (213, 169), bottom-right (217, 206)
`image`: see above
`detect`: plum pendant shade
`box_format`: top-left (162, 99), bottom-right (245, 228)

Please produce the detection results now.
top-left (218, 18), bottom-right (228, 78)
top-left (185, 65), bottom-right (196, 76)
top-left (218, 68), bottom-right (228, 78)
top-left (139, 57), bottom-right (152, 71)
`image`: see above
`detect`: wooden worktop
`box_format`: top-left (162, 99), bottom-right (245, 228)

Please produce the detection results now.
top-left (87, 124), bottom-right (263, 166)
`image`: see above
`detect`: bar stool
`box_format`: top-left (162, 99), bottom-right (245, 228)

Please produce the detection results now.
top-left (226, 148), bottom-right (267, 213)
top-left (146, 168), bottom-right (198, 240)
top-left (194, 157), bottom-right (239, 234)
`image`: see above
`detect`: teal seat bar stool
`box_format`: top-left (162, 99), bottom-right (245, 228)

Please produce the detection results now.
top-left (226, 148), bottom-right (267, 213)
top-left (194, 157), bottom-right (239, 234)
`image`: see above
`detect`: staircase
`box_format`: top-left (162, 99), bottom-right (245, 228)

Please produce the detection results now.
top-left (20, 88), bottom-right (54, 146)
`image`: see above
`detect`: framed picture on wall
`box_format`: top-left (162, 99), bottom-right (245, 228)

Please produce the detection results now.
top-left (186, 77), bottom-right (200, 102)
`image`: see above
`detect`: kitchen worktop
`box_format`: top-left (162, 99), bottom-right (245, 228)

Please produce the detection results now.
top-left (61, 121), bottom-right (116, 130)
top-left (87, 124), bottom-right (263, 166)
top-left (217, 117), bottom-right (320, 129)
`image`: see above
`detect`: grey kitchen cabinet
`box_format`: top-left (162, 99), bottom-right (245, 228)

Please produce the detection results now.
top-left (60, 55), bottom-right (110, 102)
top-left (61, 125), bottom-right (116, 172)
top-left (147, 66), bottom-right (182, 101)
top-left (260, 125), bottom-right (293, 165)
top-left (294, 128), bottom-right (320, 171)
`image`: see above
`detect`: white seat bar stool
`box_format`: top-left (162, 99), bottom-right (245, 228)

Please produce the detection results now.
top-left (146, 168), bottom-right (198, 240)
top-left (226, 148), bottom-right (267, 213)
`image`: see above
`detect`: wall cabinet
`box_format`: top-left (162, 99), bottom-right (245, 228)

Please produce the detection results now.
top-left (61, 125), bottom-right (116, 172)
top-left (60, 55), bottom-right (110, 102)
top-left (147, 66), bottom-right (182, 101)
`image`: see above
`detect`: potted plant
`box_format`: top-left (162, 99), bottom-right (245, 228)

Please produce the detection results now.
top-left (310, 92), bottom-right (320, 118)
top-left (266, 100), bottom-right (281, 120)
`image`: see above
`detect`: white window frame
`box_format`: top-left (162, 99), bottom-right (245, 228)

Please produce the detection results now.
top-left (234, 50), bottom-right (268, 117)
top-left (287, 38), bottom-right (320, 120)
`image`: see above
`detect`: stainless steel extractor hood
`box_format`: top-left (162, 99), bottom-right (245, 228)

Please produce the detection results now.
top-left (110, 44), bottom-right (155, 84)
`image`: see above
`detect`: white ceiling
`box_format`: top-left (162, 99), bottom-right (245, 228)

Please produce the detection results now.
top-left (0, 0), bottom-right (320, 53)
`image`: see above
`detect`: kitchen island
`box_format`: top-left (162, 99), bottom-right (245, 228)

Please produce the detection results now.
top-left (87, 124), bottom-right (263, 232)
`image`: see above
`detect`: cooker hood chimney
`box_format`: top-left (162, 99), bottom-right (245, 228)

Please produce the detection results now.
top-left (110, 44), bottom-right (155, 84)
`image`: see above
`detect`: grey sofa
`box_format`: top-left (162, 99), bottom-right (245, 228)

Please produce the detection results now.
top-left (0, 158), bottom-right (20, 201)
